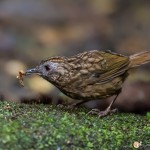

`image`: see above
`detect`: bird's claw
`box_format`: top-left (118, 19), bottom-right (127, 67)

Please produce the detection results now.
top-left (87, 108), bottom-right (118, 118)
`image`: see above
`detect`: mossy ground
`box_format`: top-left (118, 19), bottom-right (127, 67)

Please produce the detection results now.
top-left (0, 101), bottom-right (149, 150)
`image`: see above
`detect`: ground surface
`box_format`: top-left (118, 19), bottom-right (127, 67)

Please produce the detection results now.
top-left (0, 101), bottom-right (149, 149)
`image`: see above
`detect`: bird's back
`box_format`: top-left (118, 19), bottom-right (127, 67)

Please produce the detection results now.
top-left (57, 50), bottom-right (130, 100)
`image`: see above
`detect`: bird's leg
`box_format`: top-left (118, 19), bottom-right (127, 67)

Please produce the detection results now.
top-left (98, 94), bottom-right (119, 117)
top-left (88, 92), bottom-right (120, 118)
top-left (67, 100), bottom-right (89, 109)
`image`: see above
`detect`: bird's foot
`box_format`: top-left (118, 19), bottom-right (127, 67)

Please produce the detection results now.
top-left (66, 103), bottom-right (77, 110)
top-left (87, 108), bottom-right (118, 118)
top-left (56, 104), bottom-right (75, 110)
top-left (57, 101), bottom-right (85, 110)
top-left (66, 100), bottom-right (86, 109)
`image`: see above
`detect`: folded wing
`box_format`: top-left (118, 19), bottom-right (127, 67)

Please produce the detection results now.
top-left (79, 50), bottom-right (130, 86)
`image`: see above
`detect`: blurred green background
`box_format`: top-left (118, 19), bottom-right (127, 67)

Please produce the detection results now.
top-left (0, 0), bottom-right (150, 113)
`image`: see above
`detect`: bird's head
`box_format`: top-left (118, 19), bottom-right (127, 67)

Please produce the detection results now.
top-left (25, 57), bottom-right (67, 82)
top-left (26, 61), bottom-right (58, 76)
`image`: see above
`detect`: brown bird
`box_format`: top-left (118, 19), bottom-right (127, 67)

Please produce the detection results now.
top-left (20, 50), bottom-right (150, 117)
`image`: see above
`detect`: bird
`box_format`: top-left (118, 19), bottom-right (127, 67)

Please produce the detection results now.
top-left (18, 50), bottom-right (150, 117)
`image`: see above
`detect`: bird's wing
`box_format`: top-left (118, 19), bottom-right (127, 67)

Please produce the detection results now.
top-left (79, 50), bottom-right (130, 86)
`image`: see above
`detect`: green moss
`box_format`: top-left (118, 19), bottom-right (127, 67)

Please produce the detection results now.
top-left (147, 112), bottom-right (150, 118)
top-left (0, 101), bottom-right (149, 149)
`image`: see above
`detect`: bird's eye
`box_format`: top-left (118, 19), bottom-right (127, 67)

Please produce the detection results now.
top-left (93, 73), bottom-right (100, 78)
top-left (44, 65), bottom-right (50, 71)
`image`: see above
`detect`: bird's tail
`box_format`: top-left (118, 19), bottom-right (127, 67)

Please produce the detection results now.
top-left (129, 51), bottom-right (150, 68)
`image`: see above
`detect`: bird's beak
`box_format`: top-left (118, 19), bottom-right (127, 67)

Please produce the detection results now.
top-left (25, 68), bottom-right (41, 75)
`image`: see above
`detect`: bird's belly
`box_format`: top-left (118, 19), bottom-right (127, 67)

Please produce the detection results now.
top-left (60, 76), bottom-right (124, 100)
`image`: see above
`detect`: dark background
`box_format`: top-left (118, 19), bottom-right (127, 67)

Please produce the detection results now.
top-left (0, 0), bottom-right (150, 113)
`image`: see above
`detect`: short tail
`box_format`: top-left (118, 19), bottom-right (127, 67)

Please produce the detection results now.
top-left (129, 51), bottom-right (150, 68)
